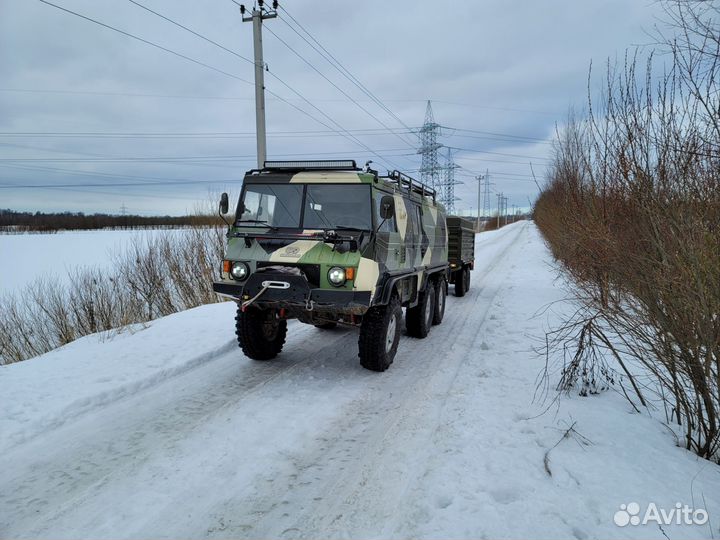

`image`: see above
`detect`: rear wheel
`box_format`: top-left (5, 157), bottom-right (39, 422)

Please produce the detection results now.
top-left (406, 281), bottom-right (436, 338)
top-left (358, 296), bottom-right (402, 372)
top-left (454, 267), bottom-right (467, 297)
top-left (433, 278), bottom-right (447, 325)
top-left (235, 305), bottom-right (287, 360)
top-left (464, 265), bottom-right (471, 292)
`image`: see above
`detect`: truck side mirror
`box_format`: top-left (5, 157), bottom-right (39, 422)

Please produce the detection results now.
top-left (379, 195), bottom-right (395, 220)
top-left (219, 192), bottom-right (229, 215)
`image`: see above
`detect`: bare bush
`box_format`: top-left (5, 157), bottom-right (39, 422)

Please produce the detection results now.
top-left (0, 227), bottom-right (226, 365)
top-left (535, 2), bottom-right (720, 461)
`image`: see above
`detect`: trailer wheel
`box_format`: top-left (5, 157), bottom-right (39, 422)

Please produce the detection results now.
top-left (433, 278), bottom-right (447, 325)
top-left (454, 267), bottom-right (467, 297)
top-left (358, 296), bottom-right (402, 372)
top-left (235, 305), bottom-right (287, 360)
top-left (406, 281), bottom-right (436, 338)
top-left (464, 265), bottom-right (471, 292)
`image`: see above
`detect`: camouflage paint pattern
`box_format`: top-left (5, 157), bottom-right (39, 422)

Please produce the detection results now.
top-left (217, 168), bottom-right (448, 307)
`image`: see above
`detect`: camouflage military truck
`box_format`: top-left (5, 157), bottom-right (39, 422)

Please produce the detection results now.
top-left (213, 160), bottom-right (450, 372)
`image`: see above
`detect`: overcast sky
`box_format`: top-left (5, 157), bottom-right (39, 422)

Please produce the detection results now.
top-left (0, 0), bottom-right (665, 216)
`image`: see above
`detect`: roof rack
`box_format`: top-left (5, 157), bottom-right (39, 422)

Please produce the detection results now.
top-left (386, 170), bottom-right (436, 202)
top-left (262, 159), bottom-right (358, 171)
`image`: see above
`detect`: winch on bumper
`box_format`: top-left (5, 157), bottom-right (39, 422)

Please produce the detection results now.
top-left (213, 270), bottom-right (371, 314)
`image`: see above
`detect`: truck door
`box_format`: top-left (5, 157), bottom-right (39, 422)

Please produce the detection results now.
top-left (374, 191), bottom-right (401, 272)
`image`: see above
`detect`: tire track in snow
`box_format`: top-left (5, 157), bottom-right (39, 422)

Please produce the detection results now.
top-left (0, 320), bottom-right (360, 537)
top-left (209, 223), bottom-right (529, 538)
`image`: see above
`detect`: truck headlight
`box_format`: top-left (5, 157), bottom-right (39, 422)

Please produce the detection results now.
top-left (327, 266), bottom-right (346, 286)
top-left (231, 261), bottom-right (250, 281)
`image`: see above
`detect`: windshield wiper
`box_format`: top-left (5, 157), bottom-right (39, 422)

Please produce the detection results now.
top-left (237, 219), bottom-right (278, 230)
top-left (326, 225), bottom-right (368, 232)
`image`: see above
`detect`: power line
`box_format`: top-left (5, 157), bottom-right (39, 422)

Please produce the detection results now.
top-left (0, 167), bottom-right (244, 189)
top-left (263, 24), bottom-right (418, 150)
top-left (461, 169), bottom-right (538, 179)
top-left (120, 0), bottom-right (409, 170)
top-left (275, 5), bottom-right (414, 131)
top-left (0, 180), bottom-right (209, 201)
top-left (264, 78), bottom-right (411, 172)
top-left (125, 0), bottom-right (254, 65)
top-left (37, 0), bottom-right (254, 86)
top-left (450, 154), bottom-right (548, 166)
top-left (0, 179), bottom-right (235, 189)
top-left (36, 0), bottom-right (407, 171)
top-left (0, 125), bottom-right (553, 150)
top-left (274, 5), bottom-right (417, 139)
top-left (0, 148), bottom-right (414, 163)
top-left (442, 125), bottom-right (550, 143)
top-left (0, 162), bottom-right (244, 185)
top-left (0, 87), bottom-right (259, 100)
top-left (0, 88), bottom-right (557, 117)
top-left (445, 133), bottom-right (554, 146)
top-left (0, 128), bottom-right (418, 139)
top-left (448, 146), bottom-right (551, 161)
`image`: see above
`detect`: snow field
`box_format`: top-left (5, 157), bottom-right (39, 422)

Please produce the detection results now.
top-left (0, 228), bottom-right (182, 295)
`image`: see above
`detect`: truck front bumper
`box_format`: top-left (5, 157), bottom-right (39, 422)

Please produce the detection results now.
top-left (213, 276), bottom-right (371, 312)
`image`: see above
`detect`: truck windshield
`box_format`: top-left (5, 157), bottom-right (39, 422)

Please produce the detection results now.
top-left (238, 184), bottom-right (372, 230)
top-left (303, 185), bottom-right (372, 230)
top-left (238, 184), bottom-right (303, 228)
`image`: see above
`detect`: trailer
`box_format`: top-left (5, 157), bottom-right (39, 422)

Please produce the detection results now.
top-left (446, 216), bottom-right (475, 297)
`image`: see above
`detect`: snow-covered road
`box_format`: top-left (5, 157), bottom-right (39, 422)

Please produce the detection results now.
top-left (1, 221), bottom-right (718, 539)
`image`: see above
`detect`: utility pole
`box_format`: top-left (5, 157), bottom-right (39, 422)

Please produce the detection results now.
top-left (475, 175), bottom-right (482, 232)
top-left (511, 204), bottom-right (517, 223)
top-left (241, 1), bottom-right (277, 169)
top-left (503, 197), bottom-right (509, 225)
top-left (496, 192), bottom-right (502, 229)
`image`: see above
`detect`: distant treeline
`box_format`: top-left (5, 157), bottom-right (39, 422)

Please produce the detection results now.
top-left (0, 209), bottom-right (224, 233)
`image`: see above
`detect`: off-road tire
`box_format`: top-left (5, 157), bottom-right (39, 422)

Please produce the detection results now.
top-left (464, 265), bottom-right (471, 292)
top-left (314, 322), bottom-right (337, 330)
top-left (433, 278), bottom-right (447, 325)
top-left (358, 296), bottom-right (402, 372)
top-left (235, 305), bottom-right (287, 360)
top-left (406, 281), bottom-right (436, 338)
top-left (454, 267), bottom-right (467, 297)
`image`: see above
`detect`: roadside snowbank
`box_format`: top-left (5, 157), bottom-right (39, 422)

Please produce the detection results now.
top-left (0, 303), bottom-right (236, 453)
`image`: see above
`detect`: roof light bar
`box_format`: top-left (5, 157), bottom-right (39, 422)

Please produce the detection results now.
top-left (263, 160), bottom-right (357, 170)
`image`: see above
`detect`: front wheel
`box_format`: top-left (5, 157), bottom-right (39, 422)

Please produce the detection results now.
top-left (358, 296), bottom-right (402, 372)
top-left (235, 305), bottom-right (287, 360)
